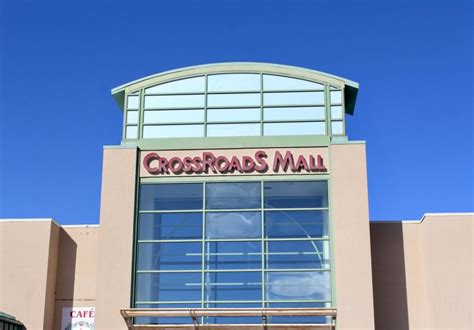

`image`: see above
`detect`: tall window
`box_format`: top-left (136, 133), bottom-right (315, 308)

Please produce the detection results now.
top-left (134, 180), bottom-right (332, 324)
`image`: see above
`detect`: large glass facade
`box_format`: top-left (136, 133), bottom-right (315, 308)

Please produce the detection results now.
top-left (134, 180), bottom-right (332, 324)
top-left (123, 73), bottom-right (345, 140)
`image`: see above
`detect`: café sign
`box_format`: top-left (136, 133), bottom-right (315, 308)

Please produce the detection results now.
top-left (141, 148), bottom-right (328, 177)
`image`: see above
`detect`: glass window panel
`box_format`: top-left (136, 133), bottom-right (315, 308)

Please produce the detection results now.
top-left (125, 125), bottom-right (137, 139)
top-left (331, 121), bottom-right (344, 135)
top-left (330, 90), bottom-right (342, 104)
top-left (264, 107), bottom-right (325, 121)
top-left (264, 122), bottom-right (325, 136)
top-left (138, 242), bottom-right (201, 271)
top-left (263, 92), bottom-right (324, 106)
top-left (330, 106), bottom-right (343, 120)
top-left (265, 211), bottom-right (329, 239)
top-left (143, 109), bottom-right (204, 124)
top-left (135, 303), bottom-right (200, 325)
top-left (208, 74), bottom-right (260, 92)
top-left (207, 93), bottom-right (260, 107)
top-left (206, 182), bottom-right (261, 209)
top-left (144, 95), bottom-right (205, 109)
top-left (127, 95), bottom-right (140, 109)
top-left (140, 183), bottom-right (203, 211)
top-left (266, 271), bottom-right (331, 301)
top-left (138, 213), bottom-right (202, 240)
top-left (205, 271), bottom-right (261, 301)
top-left (206, 212), bottom-right (261, 239)
top-left (126, 111), bottom-right (138, 124)
top-left (136, 272), bottom-right (201, 302)
top-left (143, 124), bottom-right (204, 138)
top-left (264, 181), bottom-right (328, 208)
top-left (145, 76), bottom-right (205, 94)
top-left (206, 241), bottom-right (262, 270)
top-left (263, 75), bottom-right (324, 91)
top-left (267, 240), bottom-right (330, 270)
top-left (207, 108), bottom-right (260, 122)
top-left (207, 123), bottom-right (260, 137)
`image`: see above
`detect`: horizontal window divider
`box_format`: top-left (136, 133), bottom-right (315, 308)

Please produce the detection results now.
top-left (262, 120), bottom-right (326, 124)
top-left (264, 300), bottom-right (332, 303)
top-left (137, 269), bottom-right (202, 273)
top-left (139, 207), bottom-right (328, 213)
top-left (144, 107), bottom-right (205, 111)
top-left (264, 237), bottom-right (330, 242)
top-left (263, 89), bottom-right (325, 93)
top-left (144, 92), bottom-right (205, 96)
top-left (135, 301), bottom-right (203, 305)
top-left (330, 103), bottom-right (343, 106)
top-left (142, 122), bottom-right (205, 126)
top-left (264, 268), bottom-right (330, 272)
top-left (206, 105), bottom-right (261, 110)
top-left (206, 121), bottom-right (261, 125)
top-left (264, 207), bottom-right (329, 211)
top-left (138, 239), bottom-right (203, 243)
top-left (207, 90), bottom-right (261, 95)
top-left (139, 209), bottom-right (203, 214)
top-left (205, 238), bottom-right (262, 242)
top-left (205, 208), bottom-right (261, 212)
top-left (263, 104), bottom-right (326, 108)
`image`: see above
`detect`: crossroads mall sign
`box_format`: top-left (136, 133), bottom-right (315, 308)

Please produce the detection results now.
top-left (140, 148), bottom-right (329, 177)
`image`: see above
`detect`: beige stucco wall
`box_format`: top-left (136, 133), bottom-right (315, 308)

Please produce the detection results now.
top-left (95, 147), bottom-right (138, 330)
top-left (53, 225), bottom-right (99, 330)
top-left (371, 213), bottom-right (473, 330)
top-left (330, 143), bottom-right (375, 329)
top-left (0, 219), bottom-right (60, 330)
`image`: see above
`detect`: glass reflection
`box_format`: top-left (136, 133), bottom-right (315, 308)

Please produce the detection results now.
top-left (143, 109), bottom-right (204, 124)
top-left (144, 95), bottom-right (205, 109)
top-left (263, 75), bottom-right (324, 91)
top-left (264, 122), bottom-right (325, 136)
top-left (140, 183), bottom-right (203, 210)
top-left (206, 182), bottom-right (260, 209)
top-left (136, 272), bottom-right (202, 302)
top-left (138, 242), bottom-right (201, 271)
top-left (265, 211), bottom-right (328, 239)
top-left (143, 124), bottom-right (204, 138)
top-left (207, 123), bottom-right (260, 137)
top-left (208, 74), bottom-right (260, 92)
top-left (263, 92), bottom-right (324, 106)
top-left (206, 241), bottom-right (261, 270)
top-left (206, 212), bottom-right (261, 239)
top-left (264, 181), bottom-right (328, 208)
top-left (267, 240), bottom-right (330, 269)
top-left (207, 93), bottom-right (260, 107)
top-left (145, 76), bottom-right (205, 94)
top-left (205, 272), bottom-right (261, 301)
top-left (266, 271), bottom-right (331, 301)
top-left (138, 213), bottom-right (202, 240)
top-left (127, 95), bottom-right (139, 109)
top-left (263, 107), bottom-right (325, 121)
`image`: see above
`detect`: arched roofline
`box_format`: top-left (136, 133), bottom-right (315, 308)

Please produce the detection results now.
top-left (111, 62), bottom-right (359, 114)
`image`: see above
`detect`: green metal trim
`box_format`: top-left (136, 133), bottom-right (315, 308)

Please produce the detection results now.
top-left (137, 135), bottom-right (330, 150)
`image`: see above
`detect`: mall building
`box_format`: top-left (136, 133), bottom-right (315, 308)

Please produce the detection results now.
top-left (0, 63), bottom-right (472, 330)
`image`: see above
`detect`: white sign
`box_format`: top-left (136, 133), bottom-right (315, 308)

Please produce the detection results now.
top-left (61, 307), bottom-right (95, 330)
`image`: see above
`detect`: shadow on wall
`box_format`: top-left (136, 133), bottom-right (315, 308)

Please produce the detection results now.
top-left (54, 229), bottom-right (77, 330)
top-left (370, 223), bottom-right (409, 330)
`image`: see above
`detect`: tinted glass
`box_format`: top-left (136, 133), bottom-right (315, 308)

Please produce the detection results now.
top-left (207, 93), bottom-right (260, 107)
top-left (205, 271), bottom-right (261, 301)
top-left (207, 123), bottom-right (260, 137)
top-left (264, 122), bottom-right (325, 136)
top-left (136, 272), bottom-right (202, 302)
top-left (127, 95), bottom-right (140, 109)
top-left (330, 106), bottom-right (343, 120)
top-left (207, 108), bottom-right (260, 122)
top-left (138, 242), bottom-right (201, 270)
top-left (208, 74), bottom-right (260, 92)
top-left (263, 92), bottom-right (324, 106)
top-left (206, 241), bottom-right (261, 270)
top-left (126, 111), bottom-right (138, 124)
top-left (206, 182), bottom-right (261, 209)
top-left (266, 271), bottom-right (331, 301)
top-left (144, 95), bottom-right (205, 109)
top-left (264, 181), bottom-right (328, 208)
top-left (267, 240), bottom-right (330, 269)
top-left (206, 212), bottom-right (261, 239)
top-left (139, 213), bottom-right (202, 240)
top-left (143, 124), bottom-right (204, 138)
top-left (145, 76), bottom-right (205, 94)
top-left (265, 211), bottom-right (328, 239)
top-left (331, 121), bottom-right (344, 135)
top-left (140, 183), bottom-right (203, 210)
top-left (125, 126), bottom-right (137, 139)
top-left (263, 75), bottom-right (323, 91)
top-left (143, 110), bottom-right (204, 124)
top-left (330, 90), bottom-right (342, 104)
top-left (264, 107), bottom-right (325, 121)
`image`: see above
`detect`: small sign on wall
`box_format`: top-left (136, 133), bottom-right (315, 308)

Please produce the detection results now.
top-left (61, 307), bottom-right (95, 330)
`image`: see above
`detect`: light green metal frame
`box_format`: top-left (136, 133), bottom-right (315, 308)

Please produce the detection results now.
top-left (131, 175), bottom-right (336, 312)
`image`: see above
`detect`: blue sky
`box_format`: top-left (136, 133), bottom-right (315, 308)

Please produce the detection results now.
top-left (0, 0), bottom-right (472, 224)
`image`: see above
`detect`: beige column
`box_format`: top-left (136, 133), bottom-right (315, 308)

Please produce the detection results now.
top-left (95, 147), bottom-right (138, 330)
top-left (330, 143), bottom-right (375, 329)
